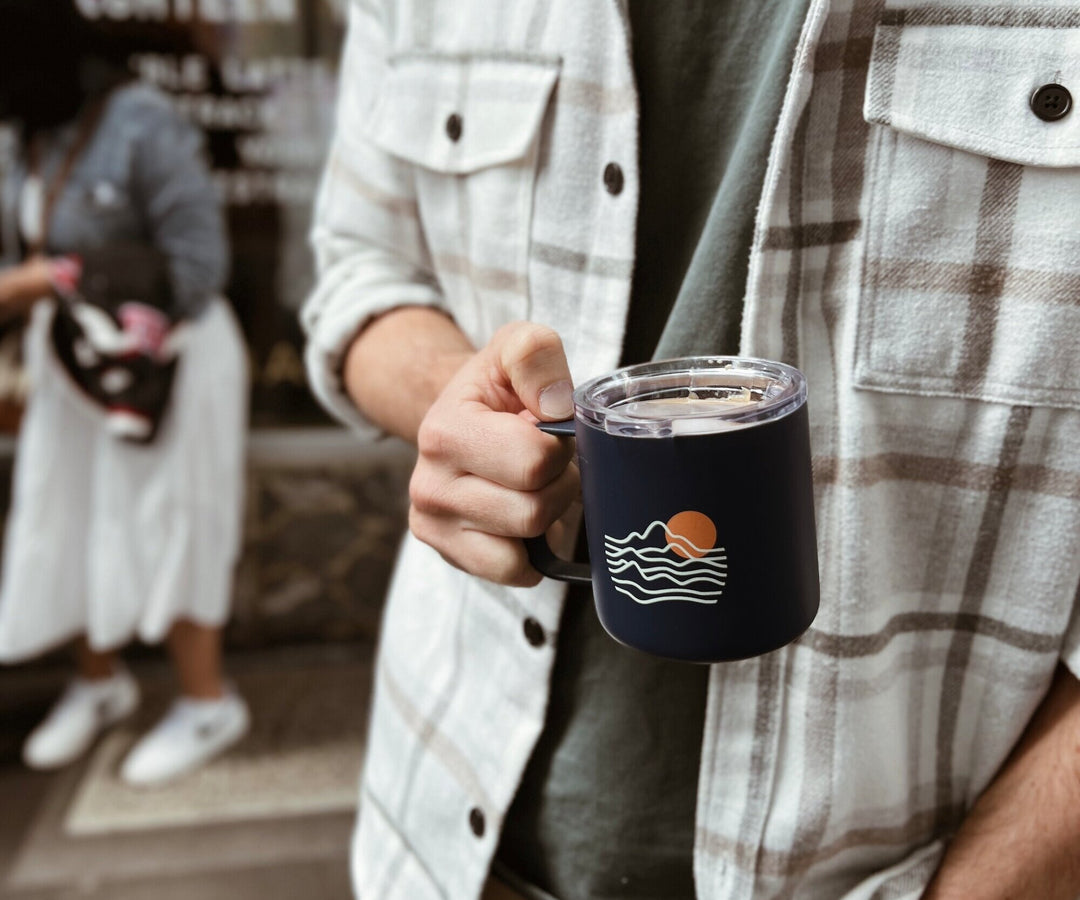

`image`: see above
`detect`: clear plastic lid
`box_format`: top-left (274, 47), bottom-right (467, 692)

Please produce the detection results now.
top-left (574, 356), bottom-right (806, 437)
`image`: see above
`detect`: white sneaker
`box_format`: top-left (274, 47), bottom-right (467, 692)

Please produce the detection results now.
top-left (119, 690), bottom-right (250, 787)
top-left (23, 669), bottom-right (140, 770)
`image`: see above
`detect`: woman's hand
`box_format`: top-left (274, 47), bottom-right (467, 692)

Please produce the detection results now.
top-left (0, 256), bottom-right (54, 313)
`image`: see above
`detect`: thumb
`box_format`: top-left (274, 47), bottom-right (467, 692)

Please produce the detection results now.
top-left (493, 322), bottom-right (574, 421)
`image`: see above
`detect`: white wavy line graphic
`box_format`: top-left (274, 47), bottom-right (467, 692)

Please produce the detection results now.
top-left (615, 572), bottom-right (725, 588)
top-left (607, 560), bottom-right (728, 584)
top-left (605, 520), bottom-right (717, 554)
top-left (610, 576), bottom-right (726, 597)
top-left (612, 584), bottom-right (719, 606)
top-left (604, 520), bottom-right (672, 544)
top-left (604, 520), bottom-right (729, 605)
top-left (604, 544), bottom-right (727, 562)
top-left (607, 554), bottom-right (728, 573)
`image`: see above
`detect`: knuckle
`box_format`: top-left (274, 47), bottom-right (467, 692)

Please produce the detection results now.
top-left (462, 538), bottom-right (507, 583)
top-left (506, 552), bottom-right (543, 588)
top-left (416, 416), bottom-right (452, 461)
top-left (501, 322), bottom-right (563, 367)
top-left (457, 535), bottom-right (521, 586)
top-left (480, 540), bottom-right (537, 587)
top-left (517, 494), bottom-right (549, 538)
top-left (408, 468), bottom-right (445, 515)
top-left (407, 469), bottom-right (427, 509)
top-left (518, 445), bottom-right (556, 490)
top-left (407, 504), bottom-right (434, 544)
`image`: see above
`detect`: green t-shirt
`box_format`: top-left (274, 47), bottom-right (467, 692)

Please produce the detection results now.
top-left (495, 3), bottom-right (811, 898)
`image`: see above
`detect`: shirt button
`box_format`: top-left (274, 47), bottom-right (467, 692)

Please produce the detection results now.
top-left (523, 617), bottom-right (545, 647)
top-left (445, 112), bottom-right (463, 142)
top-left (1030, 83), bottom-right (1072, 122)
top-left (603, 162), bottom-right (624, 195)
top-left (468, 806), bottom-right (486, 838)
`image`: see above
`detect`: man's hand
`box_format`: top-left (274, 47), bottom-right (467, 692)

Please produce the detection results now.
top-left (0, 256), bottom-right (53, 314)
top-left (923, 664), bottom-right (1080, 899)
top-left (408, 321), bottom-right (580, 586)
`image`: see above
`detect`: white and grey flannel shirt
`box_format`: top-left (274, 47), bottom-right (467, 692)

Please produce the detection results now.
top-left (302, 0), bottom-right (1080, 897)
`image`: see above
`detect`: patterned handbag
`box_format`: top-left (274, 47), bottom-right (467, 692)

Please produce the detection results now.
top-left (49, 244), bottom-right (186, 443)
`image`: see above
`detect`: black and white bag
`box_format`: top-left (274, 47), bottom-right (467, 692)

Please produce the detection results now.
top-left (50, 244), bottom-right (186, 443)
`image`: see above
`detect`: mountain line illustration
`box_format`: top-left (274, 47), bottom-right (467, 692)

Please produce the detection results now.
top-left (604, 511), bottom-right (727, 605)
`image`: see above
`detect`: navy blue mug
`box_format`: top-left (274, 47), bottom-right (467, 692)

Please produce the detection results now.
top-left (526, 356), bottom-right (819, 663)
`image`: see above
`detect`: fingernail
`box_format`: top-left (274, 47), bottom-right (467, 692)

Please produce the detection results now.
top-left (539, 380), bottom-right (573, 419)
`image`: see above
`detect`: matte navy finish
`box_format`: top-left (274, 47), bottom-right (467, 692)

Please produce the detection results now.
top-left (529, 404), bottom-right (819, 663)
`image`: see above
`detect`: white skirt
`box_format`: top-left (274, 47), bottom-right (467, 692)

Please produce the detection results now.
top-left (0, 298), bottom-right (247, 662)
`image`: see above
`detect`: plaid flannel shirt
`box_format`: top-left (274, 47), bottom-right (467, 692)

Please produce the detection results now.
top-left (302, 0), bottom-right (1080, 897)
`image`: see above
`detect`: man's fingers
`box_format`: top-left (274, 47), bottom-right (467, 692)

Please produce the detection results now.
top-left (494, 322), bottom-right (574, 422)
top-left (408, 508), bottom-right (543, 587)
top-left (410, 462), bottom-right (581, 539)
top-left (406, 321), bottom-right (579, 586)
top-left (416, 402), bottom-right (575, 490)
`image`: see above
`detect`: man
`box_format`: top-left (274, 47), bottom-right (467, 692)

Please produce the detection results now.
top-left (303, 0), bottom-right (1080, 897)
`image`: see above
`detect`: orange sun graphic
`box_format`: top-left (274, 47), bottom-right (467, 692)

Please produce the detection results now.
top-left (665, 510), bottom-right (717, 559)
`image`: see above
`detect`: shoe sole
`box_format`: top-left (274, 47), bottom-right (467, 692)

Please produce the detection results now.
top-left (120, 705), bottom-right (251, 788)
top-left (22, 683), bottom-right (140, 771)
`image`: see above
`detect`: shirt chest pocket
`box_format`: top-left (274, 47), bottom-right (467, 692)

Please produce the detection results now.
top-left (364, 52), bottom-right (559, 334)
top-left (855, 9), bottom-right (1080, 410)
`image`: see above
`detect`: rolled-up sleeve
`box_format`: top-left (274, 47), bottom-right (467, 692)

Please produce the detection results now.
top-left (302, 0), bottom-right (446, 436)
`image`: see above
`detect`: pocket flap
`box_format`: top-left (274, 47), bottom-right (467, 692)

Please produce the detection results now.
top-left (863, 9), bottom-right (1080, 167)
top-left (365, 52), bottom-right (560, 174)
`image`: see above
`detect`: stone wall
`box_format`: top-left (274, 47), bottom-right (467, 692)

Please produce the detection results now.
top-left (229, 446), bottom-right (412, 647)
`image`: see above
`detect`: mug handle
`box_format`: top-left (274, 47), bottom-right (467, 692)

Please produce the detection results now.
top-left (523, 419), bottom-right (592, 584)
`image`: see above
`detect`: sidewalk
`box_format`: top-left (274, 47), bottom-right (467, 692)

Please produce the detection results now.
top-left (0, 642), bottom-right (371, 900)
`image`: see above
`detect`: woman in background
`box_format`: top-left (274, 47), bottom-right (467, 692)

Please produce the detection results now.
top-left (0, 0), bottom-right (249, 785)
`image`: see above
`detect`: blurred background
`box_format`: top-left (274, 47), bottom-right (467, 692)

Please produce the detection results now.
top-left (0, 2), bottom-right (411, 897)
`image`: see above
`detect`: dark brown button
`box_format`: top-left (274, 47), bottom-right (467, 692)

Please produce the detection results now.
top-left (1030, 84), bottom-right (1072, 122)
top-left (603, 162), bottom-right (624, 195)
top-left (523, 617), bottom-right (545, 647)
top-left (445, 112), bottom-right (463, 142)
top-left (468, 806), bottom-right (485, 837)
